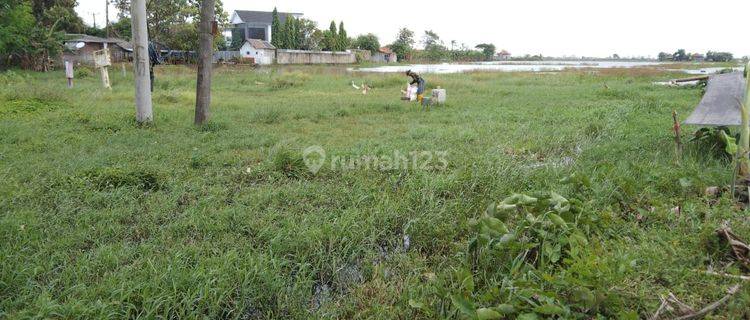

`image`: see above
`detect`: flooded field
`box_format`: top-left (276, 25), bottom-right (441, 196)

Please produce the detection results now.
top-left (351, 60), bottom-right (740, 74)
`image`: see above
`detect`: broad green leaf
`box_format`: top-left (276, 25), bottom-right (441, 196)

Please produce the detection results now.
top-left (547, 213), bottom-right (567, 227)
top-left (485, 202), bottom-right (496, 216)
top-left (569, 232), bottom-right (589, 246)
top-left (480, 224), bottom-right (501, 238)
top-left (560, 172), bottom-right (591, 188)
top-left (498, 233), bottom-right (516, 245)
top-left (476, 308), bottom-right (502, 320)
top-left (496, 304), bottom-right (516, 314)
top-left (451, 294), bottom-right (476, 318)
top-left (549, 192), bottom-right (570, 213)
top-left (719, 130), bottom-right (738, 155)
top-left (504, 193), bottom-right (538, 205)
top-left (458, 269), bottom-right (474, 292)
top-left (483, 217), bottom-right (509, 234)
top-left (533, 303), bottom-right (564, 315)
top-left (617, 310), bottom-right (639, 320)
top-left (517, 313), bottom-right (539, 320)
top-left (544, 242), bottom-right (561, 263)
top-left (525, 213), bottom-right (536, 223)
top-left (408, 299), bottom-right (425, 309)
top-left (571, 287), bottom-right (596, 308)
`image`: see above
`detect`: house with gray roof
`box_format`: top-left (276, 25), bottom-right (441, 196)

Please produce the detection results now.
top-left (229, 10), bottom-right (303, 44)
top-left (62, 34), bottom-right (132, 65)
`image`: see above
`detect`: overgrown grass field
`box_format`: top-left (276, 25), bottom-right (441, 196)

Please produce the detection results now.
top-left (1, 64), bottom-right (749, 319)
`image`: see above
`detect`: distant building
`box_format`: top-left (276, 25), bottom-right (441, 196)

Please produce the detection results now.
top-left (692, 53), bottom-right (705, 62)
top-left (371, 47), bottom-right (397, 63)
top-left (497, 50), bottom-right (511, 60)
top-left (240, 39), bottom-right (276, 65)
top-left (230, 10), bottom-right (303, 44)
top-left (62, 34), bottom-right (132, 65)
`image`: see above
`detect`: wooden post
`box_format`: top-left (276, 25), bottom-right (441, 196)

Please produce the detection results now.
top-left (131, 0), bottom-right (152, 123)
top-left (194, 0), bottom-right (215, 125)
top-left (64, 60), bottom-right (74, 88)
top-left (100, 66), bottom-right (111, 88)
top-left (100, 45), bottom-right (112, 89)
top-left (672, 110), bottom-right (682, 161)
top-left (121, 62), bottom-right (126, 77)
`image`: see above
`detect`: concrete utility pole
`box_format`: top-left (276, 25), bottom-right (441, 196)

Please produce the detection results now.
top-left (194, 0), bottom-right (215, 125)
top-left (131, 0), bottom-right (152, 123)
top-left (105, 0), bottom-right (109, 37)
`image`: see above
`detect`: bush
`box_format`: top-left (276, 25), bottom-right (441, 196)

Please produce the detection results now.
top-left (74, 67), bottom-right (93, 78)
top-left (270, 72), bottom-right (310, 90)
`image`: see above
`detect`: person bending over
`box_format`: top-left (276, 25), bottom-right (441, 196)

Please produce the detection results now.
top-left (406, 70), bottom-right (426, 104)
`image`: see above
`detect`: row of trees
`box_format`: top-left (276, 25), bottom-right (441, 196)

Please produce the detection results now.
top-left (261, 13), bottom-right (498, 61)
top-left (266, 8), bottom-right (349, 52)
top-left (658, 49), bottom-right (734, 62)
top-left (386, 28), bottom-right (497, 62)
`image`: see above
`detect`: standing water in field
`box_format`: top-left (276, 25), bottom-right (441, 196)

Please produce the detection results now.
top-left (350, 61), bottom-right (664, 74)
top-left (350, 61), bottom-right (741, 74)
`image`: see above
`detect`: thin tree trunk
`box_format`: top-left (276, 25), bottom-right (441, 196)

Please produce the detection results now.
top-left (194, 0), bottom-right (215, 125)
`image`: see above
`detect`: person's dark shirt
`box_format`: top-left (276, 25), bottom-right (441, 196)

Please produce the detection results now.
top-left (408, 73), bottom-right (423, 85)
top-left (148, 42), bottom-right (162, 66)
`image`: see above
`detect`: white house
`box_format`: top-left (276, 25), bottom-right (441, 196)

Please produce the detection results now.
top-left (230, 10), bottom-right (303, 43)
top-left (497, 50), bottom-right (511, 61)
top-left (240, 39), bottom-right (276, 65)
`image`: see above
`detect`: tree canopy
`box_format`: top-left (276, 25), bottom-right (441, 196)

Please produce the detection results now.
top-left (475, 43), bottom-right (496, 60)
top-left (1, 0), bottom-right (71, 70)
top-left (270, 7), bottom-right (282, 48)
top-left (353, 33), bottom-right (380, 53)
top-left (112, 0), bottom-right (227, 50)
top-left (390, 27), bottom-right (414, 61)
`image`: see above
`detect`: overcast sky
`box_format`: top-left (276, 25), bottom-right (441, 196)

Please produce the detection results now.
top-left (76, 0), bottom-right (750, 58)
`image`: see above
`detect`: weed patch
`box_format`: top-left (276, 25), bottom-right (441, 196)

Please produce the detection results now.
top-left (268, 143), bottom-right (308, 179)
top-left (83, 167), bottom-right (163, 191)
top-left (270, 72), bottom-right (310, 90)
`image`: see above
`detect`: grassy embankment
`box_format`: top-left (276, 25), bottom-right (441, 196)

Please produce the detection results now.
top-left (1, 64), bottom-right (749, 318)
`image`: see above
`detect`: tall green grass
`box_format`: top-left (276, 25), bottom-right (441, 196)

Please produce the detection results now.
top-left (0, 65), bottom-right (748, 319)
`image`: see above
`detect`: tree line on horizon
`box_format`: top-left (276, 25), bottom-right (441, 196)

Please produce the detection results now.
top-left (1, 0), bottom-right (505, 70)
top-left (658, 49), bottom-right (734, 62)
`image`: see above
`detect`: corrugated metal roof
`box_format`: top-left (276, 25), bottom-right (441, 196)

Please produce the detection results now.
top-left (684, 72), bottom-right (747, 126)
top-left (65, 34), bottom-right (122, 43)
top-left (115, 40), bottom-right (133, 51)
top-left (234, 10), bottom-right (302, 24)
top-left (245, 39), bottom-right (275, 50)
top-left (378, 47), bottom-right (393, 54)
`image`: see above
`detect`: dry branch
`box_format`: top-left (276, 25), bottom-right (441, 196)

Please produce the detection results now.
top-left (672, 284), bottom-right (741, 320)
top-left (703, 271), bottom-right (750, 281)
top-left (717, 223), bottom-right (750, 268)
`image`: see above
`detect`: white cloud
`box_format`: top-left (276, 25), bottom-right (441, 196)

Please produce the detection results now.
top-left (76, 0), bottom-right (750, 57)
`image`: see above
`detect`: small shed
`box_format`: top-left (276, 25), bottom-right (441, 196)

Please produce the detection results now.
top-left (497, 50), bottom-right (511, 61)
top-left (240, 39), bottom-right (275, 65)
top-left (371, 47), bottom-right (397, 63)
